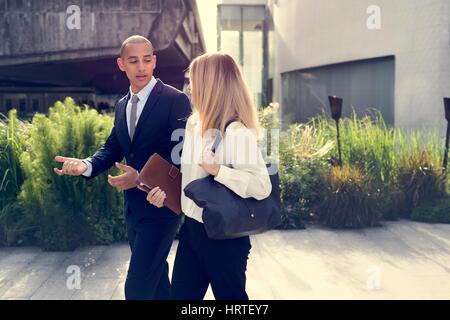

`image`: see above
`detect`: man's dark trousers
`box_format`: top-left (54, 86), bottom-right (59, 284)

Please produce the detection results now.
top-left (124, 210), bottom-right (180, 300)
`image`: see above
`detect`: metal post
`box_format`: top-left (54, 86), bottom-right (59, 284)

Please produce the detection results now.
top-left (329, 96), bottom-right (344, 167)
top-left (443, 98), bottom-right (450, 174)
top-left (335, 119), bottom-right (343, 166)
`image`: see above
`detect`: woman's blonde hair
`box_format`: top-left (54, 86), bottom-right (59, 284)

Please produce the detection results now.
top-left (188, 53), bottom-right (262, 137)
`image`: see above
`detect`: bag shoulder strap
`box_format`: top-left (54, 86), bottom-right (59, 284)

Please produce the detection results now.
top-left (211, 118), bottom-right (239, 153)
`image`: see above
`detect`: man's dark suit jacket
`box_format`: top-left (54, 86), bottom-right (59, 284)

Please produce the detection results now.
top-left (84, 79), bottom-right (191, 221)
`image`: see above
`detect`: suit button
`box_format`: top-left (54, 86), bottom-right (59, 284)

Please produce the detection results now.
top-left (130, 153), bottom-right (135, 159)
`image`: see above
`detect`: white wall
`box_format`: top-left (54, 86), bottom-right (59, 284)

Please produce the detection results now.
top-left (219, 0), bottom-right (266, 5)
top-left (197, 0), bottom-right (219, 52)
top-left (271, 0), bottom-right (450, 133)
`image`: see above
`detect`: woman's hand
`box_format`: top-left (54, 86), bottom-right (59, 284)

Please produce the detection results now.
top-left (146, 187), bottom-right (166, 208)
top-left (198, 150), bottom-right (221, 176)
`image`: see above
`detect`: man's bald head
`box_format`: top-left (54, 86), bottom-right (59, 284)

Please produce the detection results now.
top-left (120, 35), bottom-right (154, 58)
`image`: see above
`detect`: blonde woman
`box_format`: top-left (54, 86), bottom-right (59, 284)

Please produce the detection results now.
top-left (147, 53), bottom-right (271, 300)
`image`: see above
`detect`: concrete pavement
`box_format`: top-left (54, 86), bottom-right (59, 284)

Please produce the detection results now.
top-left (0, 220), bottom-right (449, 300)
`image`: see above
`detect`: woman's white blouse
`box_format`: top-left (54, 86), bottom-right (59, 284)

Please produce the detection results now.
top-left (180, 117), bottom-right (272, 223)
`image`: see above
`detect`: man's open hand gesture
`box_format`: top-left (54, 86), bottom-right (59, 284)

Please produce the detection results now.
top-left (107, 162), bottom-right (139, 191)
top-left (54, 156), bottom-right (88, 176)
top-left (54, 156), bottom-right (138, 191)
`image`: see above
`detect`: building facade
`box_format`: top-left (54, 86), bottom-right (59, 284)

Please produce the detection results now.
top-left (217, 0), bottom-right (450, 133)
top-left (0, 0), bottom-right (205, 118)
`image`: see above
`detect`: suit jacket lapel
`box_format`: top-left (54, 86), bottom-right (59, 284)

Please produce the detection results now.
top-left (131, 79), bottom-right (164, 145)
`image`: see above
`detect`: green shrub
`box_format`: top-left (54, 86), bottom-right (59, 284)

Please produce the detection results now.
top-left (397, 150), bottom-right (446, 217)
top-left (0, 110), bottom-right (32, 246)
top-left (311, 110), bottom-right (449, 220)
top-left (312, 111), bottom-right (402, 219)
top-left (312, 111), bottom-right (398, 185)
top-left (259, 103), bottom-right (333, 228)
top-left (279, 159), bottom-right (326, 228)
top-left (19, 98), bottom-right (126, 251)
top-left (318, 164), bottom-right (383, 229)
top-left (411, 196), bottom-right (450, 224)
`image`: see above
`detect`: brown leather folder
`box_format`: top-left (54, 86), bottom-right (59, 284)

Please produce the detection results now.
top-left (136, 153), bottom-right (182, 215)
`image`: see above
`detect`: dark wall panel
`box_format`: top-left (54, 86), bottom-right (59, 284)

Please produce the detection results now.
top-left (282, 56), bottom-right (395, 125)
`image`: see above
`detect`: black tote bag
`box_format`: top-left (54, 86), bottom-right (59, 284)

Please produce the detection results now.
top-left (183, 120), bottom-right (282, 240)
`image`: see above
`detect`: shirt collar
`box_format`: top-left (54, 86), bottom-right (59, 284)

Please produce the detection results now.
top-left (129, 76), bottom-right (157, 102)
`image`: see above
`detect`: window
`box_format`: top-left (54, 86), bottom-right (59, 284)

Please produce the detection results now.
top-left (218, 4), bottom-right (270, 107)
top-left (19, 99), bottom-right (26, 113)
top-left (32, 99), bottom-right (40, 112)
